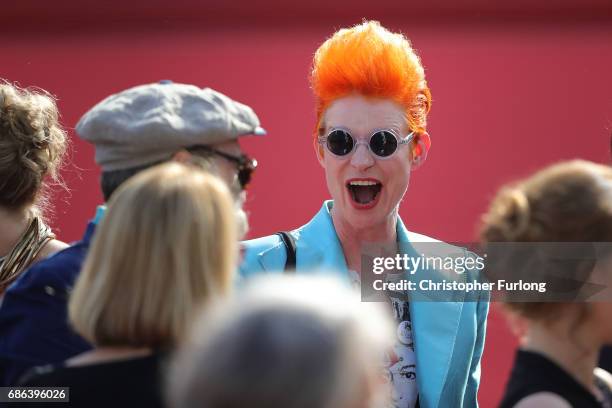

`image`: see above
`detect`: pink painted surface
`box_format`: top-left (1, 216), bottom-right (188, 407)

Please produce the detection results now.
top-left (2, 3), bottom-right (611, 405)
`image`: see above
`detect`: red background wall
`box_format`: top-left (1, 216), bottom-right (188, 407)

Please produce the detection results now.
top-left (2, 1), bottom-right (612, 405)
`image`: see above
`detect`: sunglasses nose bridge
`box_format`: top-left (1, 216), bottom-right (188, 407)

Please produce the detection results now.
top-left (349, 140), bottom-right (376, 168)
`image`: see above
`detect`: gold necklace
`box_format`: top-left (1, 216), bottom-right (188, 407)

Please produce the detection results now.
top-left (0, 216), bottom-right (55, 293)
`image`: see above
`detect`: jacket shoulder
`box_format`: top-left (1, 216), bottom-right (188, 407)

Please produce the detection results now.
top-left (242, 234), bottom-right (283, 252)
top-left (406, 231), bottom-right (443, 243)
top-left (407, 230), bottom-right (476, 258)
top-left (8, 239), bottom-right (89, 296)
top-left (406, 231), bottom-right (485, 282)
top-left (240, 234), bottom-right (288, 278)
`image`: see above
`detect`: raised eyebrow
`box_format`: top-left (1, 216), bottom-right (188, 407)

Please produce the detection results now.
top-left (325, 126), bottom-right (355, 138)
top-left (390, 125), bottom-right (404, 135)
top-left (372, 126), bottom-right (401, 136)
top-left (328, 126), bottom-right (351, 132)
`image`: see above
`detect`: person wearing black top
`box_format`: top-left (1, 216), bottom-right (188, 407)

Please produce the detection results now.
top-left (480, 160), bottom-right (612, 408)
top-left (500, 350), bottom-right (612, 408)
top-left (10, 163), bottom-right (238, 408)
top-left (10, 353), bottom-right (164, 408)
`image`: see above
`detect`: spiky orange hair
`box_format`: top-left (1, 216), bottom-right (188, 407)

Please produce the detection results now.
top-left (310, 21), bottom-right (431, 136)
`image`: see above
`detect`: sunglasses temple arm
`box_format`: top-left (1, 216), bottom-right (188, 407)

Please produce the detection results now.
top-left (399, 132), bottom-right (416, 145)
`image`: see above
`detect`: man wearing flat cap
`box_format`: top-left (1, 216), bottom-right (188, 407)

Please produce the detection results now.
top-left (0, 81), bottom-right (265, 386)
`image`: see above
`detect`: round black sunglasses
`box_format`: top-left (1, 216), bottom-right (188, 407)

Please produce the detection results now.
top-left (318, 128), bottom-right (415, 159)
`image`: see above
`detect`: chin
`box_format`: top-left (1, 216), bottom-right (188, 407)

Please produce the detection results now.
top-left (346, 207), bottom-right (389, 229)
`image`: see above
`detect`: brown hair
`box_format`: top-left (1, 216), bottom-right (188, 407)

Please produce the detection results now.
top-left (480, 160), bottom-right (612, 320)
top-left (0, 81), bottom-right (67, 211)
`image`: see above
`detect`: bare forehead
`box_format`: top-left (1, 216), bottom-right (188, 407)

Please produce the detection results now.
top-left (323, 96), bottom-right (407, 134)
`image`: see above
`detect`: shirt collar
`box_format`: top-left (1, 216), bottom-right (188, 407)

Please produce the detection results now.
top-left (92, 205), bottom-right (107, 225)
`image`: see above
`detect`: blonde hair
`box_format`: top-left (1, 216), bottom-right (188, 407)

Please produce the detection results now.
top-left (0, 80), bottom-right (67, 211)
top-left (69, 162), bottom-right (237, 348)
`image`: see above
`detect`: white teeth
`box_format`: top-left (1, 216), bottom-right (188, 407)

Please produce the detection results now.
top-left (348, 180), bottom-right (379, 186)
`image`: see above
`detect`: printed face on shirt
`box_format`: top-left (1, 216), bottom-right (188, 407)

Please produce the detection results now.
top-left (386, 343), bottom-right (418, 408)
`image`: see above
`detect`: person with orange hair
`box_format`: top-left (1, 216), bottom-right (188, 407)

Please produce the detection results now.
top-left (241, 21), bottom-right (488, 408)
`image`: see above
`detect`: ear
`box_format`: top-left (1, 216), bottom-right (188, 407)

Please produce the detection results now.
top-left (172, 149), bottom-right (193, 164)
top-left (314, 137), bottom-right (326, 168)
top-left (410, 132), bottom-right (431, 170)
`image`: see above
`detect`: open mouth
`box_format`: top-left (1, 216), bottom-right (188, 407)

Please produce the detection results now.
top-left (346, 179), bottom-right (382, 207)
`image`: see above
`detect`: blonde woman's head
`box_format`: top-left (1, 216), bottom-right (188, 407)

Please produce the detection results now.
top-left (69, 162), bottom-right (237, 348)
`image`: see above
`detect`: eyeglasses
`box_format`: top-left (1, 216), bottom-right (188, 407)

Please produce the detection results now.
top-left (188, 145), bottom-right (257, 190)
top-left (318, 128), bottom-right (415, 159)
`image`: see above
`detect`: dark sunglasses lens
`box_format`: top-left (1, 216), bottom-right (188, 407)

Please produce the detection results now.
top-left (238, 159), bottom-right (256, 189)
top-left (326, 130), bottom-right (354, 156)
top-left (370, 131), bottom-right (398, 157)
top-left (238, 170), bottom-right (249, 188)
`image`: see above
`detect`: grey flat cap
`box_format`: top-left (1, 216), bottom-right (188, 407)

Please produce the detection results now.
top-left (76, 81), bottom-right (266, 171)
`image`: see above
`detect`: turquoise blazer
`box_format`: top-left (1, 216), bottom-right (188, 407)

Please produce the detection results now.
top-left (240, 201), bottom-right (489, 408)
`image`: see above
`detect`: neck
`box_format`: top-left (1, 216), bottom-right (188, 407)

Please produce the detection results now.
top-left (0, 206), bottom-right (33, 257)
top-left (522, 318), bottom-right (600, 394)
top-left (66, 346), bottom-right (153, 367)
top-left (331, 206), bottom-right (398, 274)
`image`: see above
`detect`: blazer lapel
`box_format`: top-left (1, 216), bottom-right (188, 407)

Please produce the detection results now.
top-left (397, 219), bottom-right (464, 408)
top-left (295, 201), bottom-right (352, 281)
